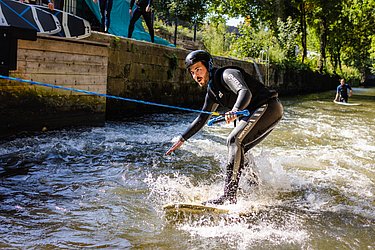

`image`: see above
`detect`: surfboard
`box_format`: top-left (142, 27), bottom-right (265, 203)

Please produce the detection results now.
top-left (163, 203), bottom-right (260, 223)
top-left (163, 203), bottom-right (230, 222)
top-left (34, 5), bottom-right (91, 39)
top-left (0, 0), bottom-right (61, 34)
top-left (164, 203), bottom-right (230, 215)
top-left (333, 100), bottom-right (361, 106)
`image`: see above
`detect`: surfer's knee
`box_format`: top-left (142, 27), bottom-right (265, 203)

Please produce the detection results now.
top-left (226, 135), bottom-right (241, 148)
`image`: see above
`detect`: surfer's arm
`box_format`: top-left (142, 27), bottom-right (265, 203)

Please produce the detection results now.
top-left (180, 95), bottom-right (218, 141)
top-left (334, 86), bottom-right (340, 101)
top-left (348, 85), bottom-right (353, 97)
top-left (334, 92), bottom-right (339, 101)
top-left (222, 69), bottom-right (251, 123)
top-left (165, 95), bottom-right (218, 155)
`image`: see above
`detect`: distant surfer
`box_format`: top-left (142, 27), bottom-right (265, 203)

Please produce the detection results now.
top-left (334, 78), bottom-right (353, 103)
top-left (128, 0), bottom-right (154, 43)
top-left (165, 50), bottom-right (283, 205)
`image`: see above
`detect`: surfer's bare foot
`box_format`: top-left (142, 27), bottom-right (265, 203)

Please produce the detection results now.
top-left (202, 195), bottom-right (237, 205)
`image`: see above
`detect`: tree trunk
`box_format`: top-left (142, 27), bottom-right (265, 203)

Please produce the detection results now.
top-left (174, 17), bottom-right (178, 46)
top-left (318, 17), bottom-right (327, 74)
top-left (300, 0), bottom-right (307, 63)
top-left (193, 22), bottom-right (197, 42)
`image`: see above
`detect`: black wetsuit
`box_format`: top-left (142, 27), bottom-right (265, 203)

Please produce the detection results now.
top-left (181, 66), bottom-right (283, 204)
top-left (337, 83), bottom-right (352, 103)
top-left (128, 0), bottom-right (154, 43)
top-left (99, 0), bottom-right (113, 32)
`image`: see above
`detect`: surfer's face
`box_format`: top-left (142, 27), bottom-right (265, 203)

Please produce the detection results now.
top-left (189, 62), bottom-right (209, 87)
top-left (340, 79), bottom-right (345, 85)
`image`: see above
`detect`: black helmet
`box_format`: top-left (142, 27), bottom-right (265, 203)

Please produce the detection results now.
top-left (185, 50), bottom-right (213, 71)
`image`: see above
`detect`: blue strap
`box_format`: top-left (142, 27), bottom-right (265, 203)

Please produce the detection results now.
top-left (207, 110), bottom-right (250, 126)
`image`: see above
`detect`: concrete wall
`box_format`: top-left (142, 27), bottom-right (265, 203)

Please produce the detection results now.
top-left (0, 35), bottom-right (108, 138)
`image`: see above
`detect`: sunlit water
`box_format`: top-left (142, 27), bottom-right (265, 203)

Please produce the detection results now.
top-left (0, 88), bottom-right (374, 249)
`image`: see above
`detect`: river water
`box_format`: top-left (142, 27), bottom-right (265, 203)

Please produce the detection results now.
top-left (0, 88), bottom-right (374, 249)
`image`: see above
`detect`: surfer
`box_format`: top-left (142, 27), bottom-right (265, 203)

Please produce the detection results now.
top-left (165, 50), bottom-right (283, 205)
top-left (334, 78), bottom-right (353, 103)
top-left (128, 0), bottom-right (154, 43)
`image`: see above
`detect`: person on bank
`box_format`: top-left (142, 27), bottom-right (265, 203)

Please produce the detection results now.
top-left (93, 0), bottom-right (113, 33)
top-left (334, 78), bottom-right (353, 103)
top-left (165, 50), bottom-right (283, 205)
top-left (128, 0), bottom-right (154, 43)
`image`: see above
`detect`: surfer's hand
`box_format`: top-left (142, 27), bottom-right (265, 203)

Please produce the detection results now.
top-left (129, 9), bottom-right (132, 15)
top-left (165, 138), bottom-right (184, 155)
top-left (93, 0), bottom-right (98, 3)
top-left (146, 5), bottom-right (151, 12)
top-left (225, 110), bottom-right (238, 124)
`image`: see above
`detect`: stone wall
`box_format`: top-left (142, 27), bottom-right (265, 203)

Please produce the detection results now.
top-left (87, 32), bottom-right (206, 117)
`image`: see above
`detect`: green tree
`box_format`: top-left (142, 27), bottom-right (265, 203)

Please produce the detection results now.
top-left (154, 0), bottom-right (208, 25)
top-left (277, 16), bottom-right (300, 61)
top-left (340, 0), bottom-right (375, 81)
top-left (201, 19), bottom-right (230, 56)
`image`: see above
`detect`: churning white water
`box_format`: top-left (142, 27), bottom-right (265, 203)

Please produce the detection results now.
top-left (0, 89), bottom-right (374, 249)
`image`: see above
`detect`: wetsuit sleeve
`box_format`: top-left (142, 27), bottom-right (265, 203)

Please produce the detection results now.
top-left (222, 69), bottom-right (252, 111)
top-left (181, 94), bottom-right (219, 141)
top-left (346, 84), bottom-right (352, 90)
top-left (130, 0), bottom-right (135, 8)
top-left (148, 0), bottom-right (153, 5)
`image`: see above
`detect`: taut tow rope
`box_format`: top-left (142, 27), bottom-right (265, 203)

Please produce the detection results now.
top-left (0, 75), bottom-right (250, 123)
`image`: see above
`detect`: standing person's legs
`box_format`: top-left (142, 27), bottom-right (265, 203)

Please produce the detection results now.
top-left (99, 0), bottom-right (107, 32)
top-left (128, 8), bottom-right (142, 38)
top-left (142, 11), bottom-right (154, 42)
top-left (105, 0), bottom-right (113, 32)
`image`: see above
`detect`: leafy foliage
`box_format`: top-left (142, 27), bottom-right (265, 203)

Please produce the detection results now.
top-left (276, 16), bottom-right (300, 61)
top-left (153, 0), bottom-right (375, 80)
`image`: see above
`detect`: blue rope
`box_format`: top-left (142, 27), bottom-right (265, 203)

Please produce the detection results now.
top-left (0, 75), bottom-right (221, 116)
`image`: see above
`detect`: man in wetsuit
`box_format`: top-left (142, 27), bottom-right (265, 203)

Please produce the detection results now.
top-left (334, 78), bottom-right (353, 103)
top-left (128, 0), bottom-right (154, 43)
top-left (165, 50), bottom-right (283, 205)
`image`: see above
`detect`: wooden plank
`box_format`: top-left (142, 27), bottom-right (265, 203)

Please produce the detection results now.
top-left (7, 74), bottom-right (107, 89)
top-left (16, 60), bottom-right (107, 75)
top-left (18, 38), bottom-right (108, 57)
top-left (17, 49), bottom-right (107, 66)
